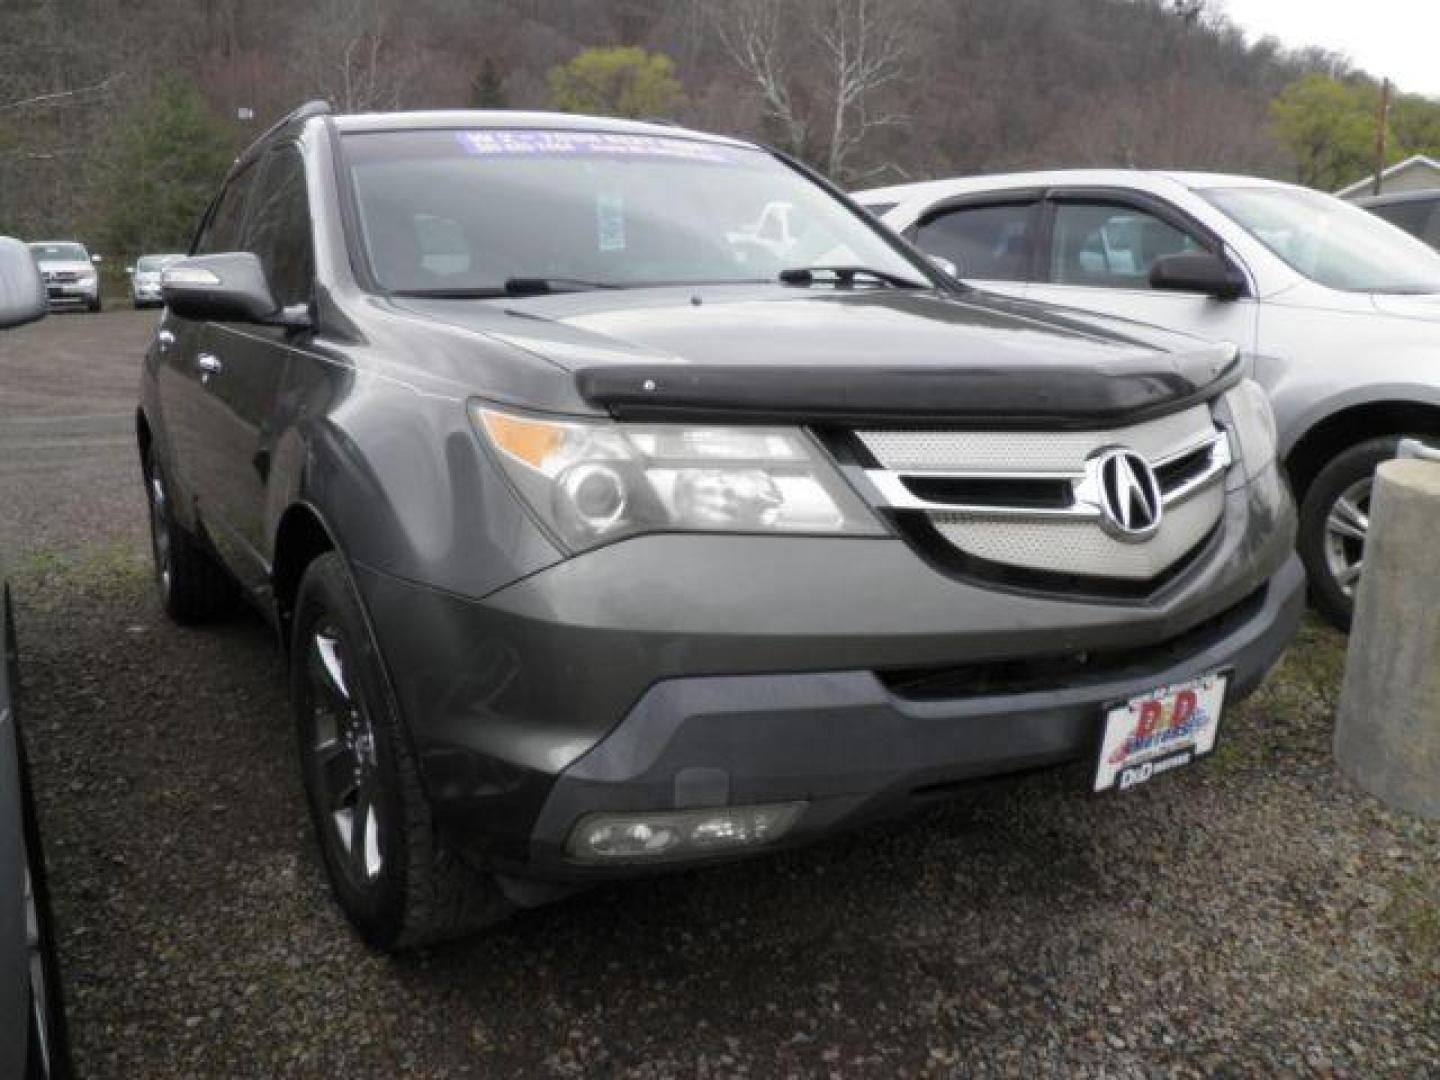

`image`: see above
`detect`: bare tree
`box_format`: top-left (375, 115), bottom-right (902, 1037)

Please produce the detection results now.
top-left (713, 0), bottom-right (809, 158)
top-left (714, 0), bottom-right (914, 182)
top-left (293, 0), bottom-right (424, 112)
top-left (814, 0), bottom-right (913, 180)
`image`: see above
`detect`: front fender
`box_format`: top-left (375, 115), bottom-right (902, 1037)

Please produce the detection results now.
top-left (267, 376), bottom-right (563, 602)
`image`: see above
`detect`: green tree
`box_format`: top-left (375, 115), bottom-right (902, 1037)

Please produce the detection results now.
top-left (1270, 75), bottom-right (1387, 190)
top-left (1390, 92), bottom-right (1440, 160)
top-left (547, 46), bottom-right (685, 120)
top-left (98, 77), bottom-right (233, 257)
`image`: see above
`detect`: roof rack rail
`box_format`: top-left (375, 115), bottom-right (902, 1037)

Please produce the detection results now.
top-left (257, 99), bottom-right (332, 144)
top-left (234, 99), bottom-right (332, 166)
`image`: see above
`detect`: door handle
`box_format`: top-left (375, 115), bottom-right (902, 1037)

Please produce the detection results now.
top-left (197, 352), bottom-right (223, 377)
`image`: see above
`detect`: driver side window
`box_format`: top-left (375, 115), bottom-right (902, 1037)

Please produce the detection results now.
top-left (1049, 201), bottom-right (1204, 289)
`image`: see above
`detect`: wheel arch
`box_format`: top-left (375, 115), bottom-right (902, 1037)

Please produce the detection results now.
top-left (1284, 399), bottom-right (1440, 502)
top-left (271, 502), bottom-right (341, 645)
top-left (136, 407), bottom-right (153, 466)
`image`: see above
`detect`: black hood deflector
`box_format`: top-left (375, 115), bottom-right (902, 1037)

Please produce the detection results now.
top-left (577, 348), bottom-right (1241, 428)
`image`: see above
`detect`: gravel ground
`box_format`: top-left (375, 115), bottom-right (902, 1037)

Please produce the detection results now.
top-left (1, 310), bottom-right (1437, 1078)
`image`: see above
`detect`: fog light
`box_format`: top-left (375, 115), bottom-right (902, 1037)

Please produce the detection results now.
top-left (567, 802), bottom-right (806, 863)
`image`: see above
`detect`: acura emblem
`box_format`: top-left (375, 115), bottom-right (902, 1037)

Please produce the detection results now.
top-left (1090, 448), bottom-right (1162, 541)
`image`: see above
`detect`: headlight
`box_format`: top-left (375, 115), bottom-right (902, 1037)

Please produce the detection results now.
top-left (1219, 379), bottom-right (1277, 478)
top-left (472, 404), bottom-right (882, 551)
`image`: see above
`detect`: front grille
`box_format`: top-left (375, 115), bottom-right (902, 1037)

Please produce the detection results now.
top-left (927, 483), bottom-right (1224, 580)
top-left (846, 403), bottom-right (1232, 589)
top-left (46, 270), bottom-right (78, 283)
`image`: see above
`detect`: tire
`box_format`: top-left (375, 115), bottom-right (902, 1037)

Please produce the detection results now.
top-left (1297, 436), bottom-right (1404, 632)
top-left (291, 553), bottom-right (512, 950)
top-left (142, 454), bottom-right (234, 624)
top-left (86, 296), bottom-right (100, 313)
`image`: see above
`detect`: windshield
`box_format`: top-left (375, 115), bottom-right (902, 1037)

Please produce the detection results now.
top-left (136, 254), bottom-right (183, 271)
top-left (1203, 185), bottom-right (1440, 293)
top-left (341, 129), bottom-right (927, 293)
top-left (29, 242), bottom-right (88, 262)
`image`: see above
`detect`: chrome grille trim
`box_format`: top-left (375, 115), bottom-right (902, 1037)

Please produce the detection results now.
top-left (850, 405), bottom-right (1233, 583)
top-left (856, 405), bottom-right (1213, 473)
top-left (859, 429), bottom-right (1231, 519)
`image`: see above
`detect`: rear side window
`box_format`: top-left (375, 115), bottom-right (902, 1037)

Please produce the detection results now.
top-left (913, 202), bottom-right (1035, 281)
top-left (1049, 201), bottom-right (1204, 288)
top-left (195, 163), bottom-right (259, 255)
top-left (245, 148), bottom-right (315, 307)
top-left (1369, 199), bottom-right (1440, 249)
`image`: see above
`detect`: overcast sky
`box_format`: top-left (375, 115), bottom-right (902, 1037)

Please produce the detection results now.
top-left (1218, 0), bottom-right (1440, 99)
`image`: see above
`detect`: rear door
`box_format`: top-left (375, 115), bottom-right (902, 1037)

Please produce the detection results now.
top-left (904, 196), bottom-right (1039, 299)
top-left (189, 145), bottom-right (316, 598)
top-left (1025, 190), bottom-right (1259, 356)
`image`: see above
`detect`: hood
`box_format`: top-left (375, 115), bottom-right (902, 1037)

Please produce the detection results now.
top-left (392, 285), bottom-right (1239, 425)
top-left (35, 259), bottom-right (93, 276)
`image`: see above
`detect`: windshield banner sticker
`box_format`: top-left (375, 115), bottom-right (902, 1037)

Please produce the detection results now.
top-left (596, 190), bottom-right (626, 252)
top-left (455, 129), bottom-right (740, 164)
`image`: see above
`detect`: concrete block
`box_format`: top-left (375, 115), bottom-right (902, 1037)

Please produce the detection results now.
top-left (1335, 458), bottom-right (1440, 820)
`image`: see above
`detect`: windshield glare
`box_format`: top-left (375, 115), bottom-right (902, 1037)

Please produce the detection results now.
top-left (1203, 185), bottom-right (1440, 293)
top-left (29, 243), bottom-right (88, 262)
top-left (342, 129), bottom-right (926, 293)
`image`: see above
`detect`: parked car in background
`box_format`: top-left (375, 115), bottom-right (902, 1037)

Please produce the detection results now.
top-left (138, 106), bottom-right (1301, 949)
top-left (127, 253), bottom-right (185, 308)
top-left (26, 242), bottom-right (101, 313)
top-left (0, 235), bottom-right (72, 1079)
top-left (1356, 189), bottom-right (1440, 251)
top-left (856, 170), bottom-right (1440, 628)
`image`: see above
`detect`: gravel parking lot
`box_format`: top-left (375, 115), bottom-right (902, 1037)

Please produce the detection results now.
top-left (2, 309), bottom-right (1437, 1077)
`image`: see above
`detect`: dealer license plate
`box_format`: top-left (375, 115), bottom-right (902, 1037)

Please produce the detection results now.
top-left (1093, 671), bottom-right (1227, 793)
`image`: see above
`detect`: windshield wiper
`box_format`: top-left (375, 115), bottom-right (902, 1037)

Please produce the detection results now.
top-left (390, 278), bottom-right (621, 300)
top-left (502, 277), bottom-right (619, 295)
top-left (778, 265), bottom-right (928, 289)
top-left (391, 287), bottom-right (507, 299)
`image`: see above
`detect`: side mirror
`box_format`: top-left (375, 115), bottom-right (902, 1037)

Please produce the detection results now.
top-left (927, 253), bottom-right (960, 278)
top-left (162, 252), bottom-right (299, 325)
top-left (90, 254), bottom-right (103, 264)
top-left (126, 265), bottom-right (135, 274)
top-left (1149, 252), bottom-right (1246, 300)
top-left (0, 236), bottom-right (47, 329)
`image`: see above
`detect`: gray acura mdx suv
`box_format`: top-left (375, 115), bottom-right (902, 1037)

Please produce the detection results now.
top-left (139, 105), bottom-right (1303, 949)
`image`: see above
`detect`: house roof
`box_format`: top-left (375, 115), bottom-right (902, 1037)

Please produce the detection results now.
top-left (1335, 154), bottom-right (1440, 198)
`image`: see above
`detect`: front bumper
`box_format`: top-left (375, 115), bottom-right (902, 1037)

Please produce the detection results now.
top-left (45, 282), bottom-right (97, 305)
top-left (352, 461), bottom-right (1299, 884)
top-left (528, 553), bottom-right (1303, 881)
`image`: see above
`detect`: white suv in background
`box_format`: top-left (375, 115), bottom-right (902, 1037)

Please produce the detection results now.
top-left (28, 241), bottom-right (102, 313)
top-left (857, 170), bottom-right (1440, 628)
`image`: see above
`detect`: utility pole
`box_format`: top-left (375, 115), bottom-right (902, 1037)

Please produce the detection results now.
top-left (1373, 78), bottom-right (1391, 196)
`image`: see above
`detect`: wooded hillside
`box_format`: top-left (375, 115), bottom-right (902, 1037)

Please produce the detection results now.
top-left (1, 0), bottom-right (1434, 256)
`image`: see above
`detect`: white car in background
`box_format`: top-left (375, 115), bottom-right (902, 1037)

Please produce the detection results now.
top-left (127, 253), bottom-right (185, 309)
top-left (27, 242), bottom-right (101, 313)
top-left (856, 170), bottom-right (1440, 628)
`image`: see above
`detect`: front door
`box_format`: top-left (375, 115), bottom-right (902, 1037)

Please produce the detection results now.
top-left (1024, 194), bottom-right (1259, 368)
top-left (184, 145), bottom-right (316, 599)
top-left (156, 159), bottom-right (262, 521)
